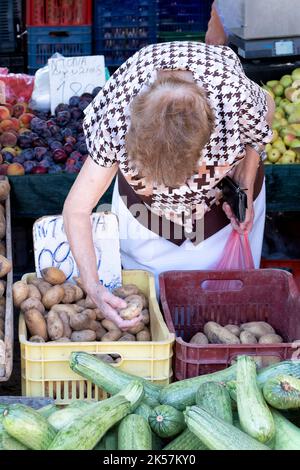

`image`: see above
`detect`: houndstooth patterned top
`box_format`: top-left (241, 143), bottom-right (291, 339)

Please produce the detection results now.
top-left (83, 42), bottom-right (272, 232)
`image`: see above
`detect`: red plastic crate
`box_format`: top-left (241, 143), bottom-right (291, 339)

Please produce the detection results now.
top-left (26, 0), bottom-right (92, 26)
top-left (159, 270), bottom-right (300, 381)
top-left (261, 259), bottom-right (300, 291)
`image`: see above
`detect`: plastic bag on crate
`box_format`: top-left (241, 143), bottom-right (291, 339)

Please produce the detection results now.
top-left (203, 230), bottom-right (254, 291)
top-left (30, 53), bottom-right (63, 112)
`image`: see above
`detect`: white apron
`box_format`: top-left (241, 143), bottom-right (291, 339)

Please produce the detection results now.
top-left (111, 179), bottom-right (266, 291)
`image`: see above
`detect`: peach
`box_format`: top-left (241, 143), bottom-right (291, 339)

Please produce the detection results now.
top-left (4, 103), bottom-right (13, 115)
top-left (7, 162), bottom-right (25, 176)
top-left (18, 128), bottom-right (31, 135)
top-left (0, 131), bottom-right (17, 147)
top-left (19, 113), bottom-right (35, 128)
top-left (14, 146), bottom-right (22, 155)
top-left (0, 119), bottom-right (15, 132)
top-left (0, 154), bottom-right (3, 165)
top-left (0, 106), bottom-right (10, 120)
top-left (10, 117), bottom-right (20, 130)
top-left (13, 103), bottom-right (27, 119)
top-left (0, 164), bottom-right (9, 175)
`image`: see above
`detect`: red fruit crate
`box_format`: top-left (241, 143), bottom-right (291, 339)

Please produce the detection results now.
top-left (26, 0), bottom-right (92, 26)
top-left (159, 270), bottom-right (300, 381)
top-left (261, 259), bottom-right (300, 291)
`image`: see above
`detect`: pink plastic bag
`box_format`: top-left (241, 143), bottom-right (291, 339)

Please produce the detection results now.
top-left (0, 72), bottom-right (35, 104)
top-left (203, 230), bottom-right (254, 291)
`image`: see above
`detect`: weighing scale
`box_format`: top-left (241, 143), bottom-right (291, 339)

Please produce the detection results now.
top-left (227, 0), bottom-right (300, 60)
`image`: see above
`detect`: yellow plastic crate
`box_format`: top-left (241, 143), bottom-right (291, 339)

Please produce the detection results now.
top-left (19, 270), bottom-right (175, 404)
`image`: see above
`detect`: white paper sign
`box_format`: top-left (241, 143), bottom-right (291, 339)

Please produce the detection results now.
top-left (48, 55), bottom-right (106, 114)
top-left (33, 212), bottom-right (122, 291)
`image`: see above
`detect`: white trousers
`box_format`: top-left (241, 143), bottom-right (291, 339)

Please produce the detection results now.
top-left (112, 180), bottom-right (266, 291)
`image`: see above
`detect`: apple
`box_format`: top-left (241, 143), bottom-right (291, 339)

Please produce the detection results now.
top-left (271, 129), bottom-right (279, 143)
top-left (267, 148), bottom-right (281, 163)
top-left (272, 138), bottom-right (286, 154)
top-left (292, 68), bottom-right (300, 81)
top-left (280, 75), bottom-right (293, 88)
top-left (265, 143), bottom-right (273, 153)
top-left (280, 150), bottom-right (296, 163)
top-left (284, 133), bottom-right (296, 146)
top-left (273, 84), bottom-right (284, 97)
top-left (267, 80), bottom-right (279, 89)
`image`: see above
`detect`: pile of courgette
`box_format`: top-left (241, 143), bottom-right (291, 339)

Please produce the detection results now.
top-left (1, 352), bottom-right (300, 450)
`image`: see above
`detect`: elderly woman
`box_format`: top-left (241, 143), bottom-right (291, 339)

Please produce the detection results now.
top-left (63, 41), bottom-right (274, 330)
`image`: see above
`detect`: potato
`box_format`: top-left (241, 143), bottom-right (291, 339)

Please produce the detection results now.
top-left (241, 322), bottom-right (275, 339)
top-left (52, 304), bottom-right (77, 317)
top-left (141, 309), bottom-right (150, 325)
top-left (240, 331), bottom-right (257, 344)
top-left (94, 308), bottom-right (105, 321)
top-left (25, 308), bottom-right (48, 340)
top-left (101, 319), bottom-right (119, 331)
top-left (261, 356), bottom-right (281, 367)
top-left (115, 357), bottom-right (122, 364)
top-left (36, 280), bottom-right (52, 296)
top-left (70, 313), bottom-right (92, 331)
top-left (124, 294), bottom-right (145, 310)
top-left (224, 324), bottom-right (241, 337)
top-left (13, 281), bottom-right (29, 307)
top-left (113, 284), bottom-right (139, 298)
top-left (189, 332), bottom-right (209, 345)
top-left (0, 255), bottom-right (11, 278)
top-left (204, 322), bottom-right (240, 345)
top-left (76, 299), bottom-right (86, 308)
top-left (29, 335), bottom-right (45, 343)
top-left (62, 283), bottom-right (76, 304)
top-left (82, 309), bottom-right (97, 321)
top-left (96, 354), bottom-right (115, 363)
top-left (0, 180), bottom-right (10, 201)
top-left (21, 297), bottom-right (45, 314)
top-left (119, 298), bottom-right (143, 320)
top-left (259, 334), bottom-right (283, 344)
top-left (136, 329), bottom-right (151, 342)
top-left (0, 318), bottom-right (4, 331)
top-left (118, 333), bottom-right (136, 342)
top-left (101, 330), bottom-right (122, 342)
top-left (73, 277), bottom-right (86, 293)
top-left (73, 285), bottom-right (84, 302)
top-left (71, 330), bottom-right (96, 342)
top-left (47, 310), bottom-right (64, 340)
top-left (127, 321), bottom-right (145, 335)
top-left (85, 296), bottom-right (97, 309)
top-left (0, 214), bottom-right (6, 240)
top-left (58, 311), bottom-right (72, 338)
top-left (0, 241), bottom-right (5, 257)
top-left (94, 322), bottom-right (107, 340)
top-left (0, 204), bottom-right (5, 217)
top-left (41, 267), bottom-right (66, 285)
top-left (27, 284), bottom-right (42, 300)
top-left (42, 285), bottom-right (65, 310)
top-left (51, 337), bottom-right (72, 343)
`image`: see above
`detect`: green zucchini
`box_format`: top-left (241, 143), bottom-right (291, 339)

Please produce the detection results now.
top-left (196, 381), bottom-right (233, 424)
top-left (118, 414), bottom-right (152, 450)
top-left (185, 406), bottom-right (270, 451)
top-left (263, 374), bottom-right (300, 410)
top-left (159, 363), bottom-right (237, 411)
top-left (48, 381), bottom-right (143, 450)
top-left (70, 351), bottom-right (160, 408)
top-left (95, 428), bottom-right (118, 451)
top-left (257, 360), bottom-right (300, 387)
top-left (272, 409), bottom-right (300, 450)
top-left (163, 428), bottom-right (208, 451)
top-left (48, 400), bottom-right (93, 431)
top-left (149, 405), bottom-right (186, 438)
top-left (37, 404), bottom-right (58, 419)
top-left (236, 356), bottom-right (275, 445)
top-left (152, 432), bottom-right (164, 450)
top-left (0, 410), bottom-right (28, 451)
top-left (135, 402), bottom-right (153, 421)
top-left (2, 404), bottom-right (56, 450)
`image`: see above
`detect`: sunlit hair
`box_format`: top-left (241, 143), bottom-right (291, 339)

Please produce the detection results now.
top-left (126, 73), bottom-right (215, 187)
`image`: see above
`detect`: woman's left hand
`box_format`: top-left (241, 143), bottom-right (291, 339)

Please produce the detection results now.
top-left (223, 201), bottom-right (254, 234)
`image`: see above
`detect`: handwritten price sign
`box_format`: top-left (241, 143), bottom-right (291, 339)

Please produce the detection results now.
top-left (48, 55), bottom-right (106, 114)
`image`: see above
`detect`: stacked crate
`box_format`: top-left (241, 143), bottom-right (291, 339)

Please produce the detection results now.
top-left (26, 0), bottom-right (92, 75)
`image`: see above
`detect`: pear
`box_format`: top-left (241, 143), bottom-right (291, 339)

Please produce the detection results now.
top-left (283, 133), bottom-right (296, 146)
top-left (285, 87), bottom-right (300, 102)
top-left (272, 118), bottom-right (282, 131)
top-left (273, 84), bottom-right (284, 96)
top-left (279, 98), bottom-right (292, 111)
top-left (272, 138), bottom-right (286, 154)
top-left (265, 143), bottom-right (273, 153)
top-left (280, 150), bottom-right (296, 164)
top-left (267, 80), bottom-right (279, 88)
top-left (274, 108), bottom-right (285, 119)
top-left (289, 138), bottom-right (300, 149)
top-left (271, 129), bottom-right (279, 142)
top-left (288, 112), bottom-right (300, 124)
top-left (267, 148), bottom-right (281, 163)
top-left (292, 80), bottom-right (300, 89)
top-left (292, 68), bottom-right (300, 81)
top-left (290, 124), bottom-right (300, 137)
top-left (275, 96), bottom-right (282, 106)
top-left (280, 118), bottom-right (288, 127)
top-left (280, 75), bottom-right (293, 88)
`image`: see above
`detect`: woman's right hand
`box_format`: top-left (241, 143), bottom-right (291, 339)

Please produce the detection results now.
top-left (87, 283), bottom-right (143, 331)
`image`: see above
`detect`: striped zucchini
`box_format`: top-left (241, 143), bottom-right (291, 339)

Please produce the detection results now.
top-left (0, 408), bottom-right (28, 451)
top-left (149, 405), bottom-right (186, 438)
top-left (272, 409), bottom-right (300, 450)
top-left (135, 402), bottom-right (153, 421)
top-left (263, 374), bottom-right (300, 410)
top-left (48, 400), bottom-right (93, 431)
top-left (3, 404), bottom-right (56, 450)
top-left (196, 382), bottom-right (233, 424)
top-left (70, 351), bottom-right (160, 407)
top-left (236, 356), bottom-right (275, 445)
top-left (159, 363), bottom-right (237, 411)
top-left (118, 415), bottom-right (152, 450)
top-left (185, 406), bottom-right (270, 450)
top-left (38, 404), bottom-right (58, 419)
top-left (257, 360), bottom-right (300, 388)
top-left (94, 428), bottom-right (118, 451)
top-left (48, 381), bottom-right (143, 450)
top-left (163, 428), bottom-right (208, 451)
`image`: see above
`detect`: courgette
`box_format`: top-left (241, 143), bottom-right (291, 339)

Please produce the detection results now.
top-left (48, 400), bottom-right (93, 431)
top-left (257, 360), bottom-right (300, 387)
top-left (263, 374), bottom-right (300, 410)
top-left (185, 406), bottom-right (270, 450)
top-left (134, 402), bottom-right (153, 421)
top-left (95, 428), bottom-right (118, 451)
top-left (70, 351), bottom-right (160, 407)
top-left (0, 409), bottom-right (28, 451)
top-left (118, 414), bottom-right (152, 450)
top-left (3, 404), bottom-right (56, 450)
top-left (38, 404), bottom-right (58, 419)
top-left (236, 356), bottom-right (275, 445)
top-left (149, 405), bottom-right (186, 438)
top-left (163, 428), bottom-right (208, 451)
top-left (159, 363), bottom-right (237, 411)
top-left (196, 381), bottom-right (233, 424)
top-left (272, 409), bottom-right (300, 450)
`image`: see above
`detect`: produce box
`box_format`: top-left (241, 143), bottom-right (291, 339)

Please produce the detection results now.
top-left (264, 164), bottom-right (300, 212)
top-left (19, 270), bottom-right (174, 404)
top-left (0, 396), bottom-right (54, 408)
top-left (26, 0), bottom-right (92, 26)
top-left (0, 176), bottom-right (13, 382)
top-left (261, 259), bottom-right (300, 291)
top-left (159, 269), bottom-right (300, 380)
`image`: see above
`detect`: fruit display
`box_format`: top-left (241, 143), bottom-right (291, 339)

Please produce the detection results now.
top-left (2, 354), bottom-right (300, 450)
top-left (0, 88), bottom-right (102, 176)
top-left (13, 268), bottom-right (151, 351)
top-left (264, 68), bottom-right (300, 164)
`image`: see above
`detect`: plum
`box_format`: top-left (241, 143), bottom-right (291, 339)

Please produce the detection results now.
top-left (53, 148), bottom-right (68, 163)
top-left (70, 107), bottom-right (83, 120)
top-left (1, 131), bottom-right (18, 147)
top-left (46, 119), bottom-right (56, 128)
top-left (21, 149), bottom-right (35, 161)
top-left (70, 151), bottom-right (82, 160)
top-left (75, 142), bottom-right (87, 154)
top-left (48, 164), bottom-right (63, 174)
top-left (49, 140), bottom-right (63, 151)
top-left (14, 155), bottom-right (26, 164)
top-left (49, 124), bottom-right (60, 137)
top-left (56, 111), bottom-right (71, 127)
top-left (80, 93), bottom-right (93, 102)
top-left (69, 96), bottom-right (81, 107)
top-left (31, 117), bottom-right (47, 133)
top-left (33, 147), bottom-right (47, 161)
top-left (78, 100), bottom-right (90, 112)
top-left (2, 147), bottom-right (17, 157)
top-left (76, 122), bottom-right (83, 133)
top-left (1, 152), bottom-right (13, 163)
top-left (61, 128), bottom-right (73, 139)
top-left (41, 128), bottom-right (52, 139)
top-left (39, 157), bottom-right (52, 169)
top-left (18, 133), bottom-right (33, 149)
top-left (55, 103), bottom-right (69, 115)
top-left (63, 142), bottom-right (74, 154)
top-left (32, 136), bottom-right (47, 148)
top-left (24, 161), bottom-right (37, 174)
top-left (92, 87), bottom-right (102, 98)
top-left (31, 166), bottom-right (48, 174)
top-left (65, 136), bottom-right (77, 146)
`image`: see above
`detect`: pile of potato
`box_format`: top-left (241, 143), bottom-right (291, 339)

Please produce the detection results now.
top-left (0, 179), bottom-right (12, 347)
top-left (189, 321), bottom-right (283, 345)
top-left (13, 267), bottom-right (151, 344)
